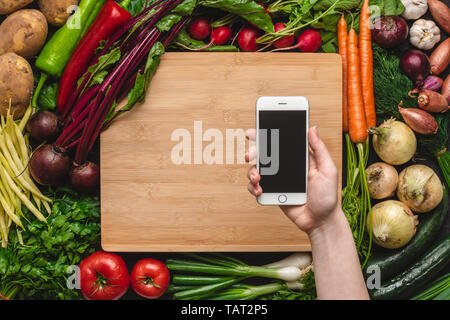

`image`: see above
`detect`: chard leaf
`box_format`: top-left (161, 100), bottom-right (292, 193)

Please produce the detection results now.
top-left (200, 0), bottom-right (274, 33)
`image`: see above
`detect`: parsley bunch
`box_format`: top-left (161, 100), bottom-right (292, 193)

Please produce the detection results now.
top-left (0, 188), bottom-right (100, 300)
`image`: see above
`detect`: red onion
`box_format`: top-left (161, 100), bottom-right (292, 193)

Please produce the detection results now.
top-left (371, 15), bottom-right (408, 49)
top-left (400, 50), bottom-right (431, 86)
top-left (423, 75), bottom-right (443, 91)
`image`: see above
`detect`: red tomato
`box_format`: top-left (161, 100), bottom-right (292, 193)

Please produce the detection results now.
top-left (131, 259), bottom-right (170, 299)
top-left (80, 251), bottom-right (130, 300)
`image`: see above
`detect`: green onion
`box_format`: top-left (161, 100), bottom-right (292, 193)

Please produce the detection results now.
top-left (167, 258), bottom-right (302, 281)
top-left (411, 273), bottom-right (450, 300)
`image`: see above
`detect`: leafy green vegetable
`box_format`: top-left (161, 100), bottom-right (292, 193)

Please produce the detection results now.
top-left (37, 82), bottom-right (59, 111)
top-left (0, 188), bottom-right (100, 300)
top-left (200, 0), bottom-right (274, 32)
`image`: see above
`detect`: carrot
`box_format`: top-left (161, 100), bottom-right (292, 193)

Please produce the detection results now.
top-left (338, 14), bottom-right (349, 133)
top-left (359, 0), bottom-right (376, 128)
top-left (347, 27), bottom-right (368, 143)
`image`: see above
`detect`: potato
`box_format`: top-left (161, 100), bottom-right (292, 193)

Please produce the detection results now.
top-left (0, 53), bottom-right (34, 118)
top-left (0, 9), bottom-right (48, 58)
top-left (0, 0), bottom-right (34, 15)
top-left (38, 0), bottom-right (78, 27)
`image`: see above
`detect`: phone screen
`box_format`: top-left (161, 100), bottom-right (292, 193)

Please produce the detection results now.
top-left (258, 110), bottom-right (307, 193)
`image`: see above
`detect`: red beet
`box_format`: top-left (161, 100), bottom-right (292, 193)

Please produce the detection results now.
top-left (70, 161), bottom-right (100, 194)
top-left (26, 111), bottom-right (60, 142)
top-left (29, 144), bottom-right (70, 186)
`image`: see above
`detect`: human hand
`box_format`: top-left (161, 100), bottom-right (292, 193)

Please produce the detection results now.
top-left (246, 126), bottom-right (340, 235)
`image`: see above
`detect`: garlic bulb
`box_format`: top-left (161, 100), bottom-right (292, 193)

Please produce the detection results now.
top-left (409, 19), bottom-right (441, 50)
top-left (367, 200), bottom-right (418, 249)
top-left (401, 0), bottom-right (428, 20)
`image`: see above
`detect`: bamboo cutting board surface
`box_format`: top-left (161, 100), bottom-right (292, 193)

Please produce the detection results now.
top-left (101, 52), bottom-right (342, 252)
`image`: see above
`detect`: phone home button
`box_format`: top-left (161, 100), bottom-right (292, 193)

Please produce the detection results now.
top-left (278, 195), bottom-right (287, 203)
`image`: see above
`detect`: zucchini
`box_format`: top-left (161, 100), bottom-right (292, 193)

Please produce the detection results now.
top-left (370, 236), bottom-right (450, 300)
top-left (364, 187), bottom-right (448, 281)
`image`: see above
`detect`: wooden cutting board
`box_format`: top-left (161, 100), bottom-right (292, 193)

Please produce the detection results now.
top-left (101, 52), bottom-right (342, 252)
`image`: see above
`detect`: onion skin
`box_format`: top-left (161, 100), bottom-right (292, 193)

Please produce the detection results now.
top-left (30, 144), bottom-right (70, 186)
top-left (442, 75), bottom-right (450, 104)
top-left (397, 164), bottom-right (443, 213)
top-left (367, 200), bottom-right (418, 249)
top-left (371, 119), bottom-right (417, 165)
top-left (371, 15), bottom-right (408, 49)
top-left (418, 89), bottom-right (448, 113)
top-left (399, 105), bottom-right (438, 135)
top-left (400, 50), bottom-right (431, 86)
top-left (366, 162), bottom-right (399, 199)
top-left (26, 111), bottom-right (60, 142)
top-left (423, 75), bottom-right (443, 91)
top-left (69, 161), bottom-right (100, 194)
top-left (429, 38), bottom-right (450, 75)
top-left (428, 0), bottom-right (450, 34)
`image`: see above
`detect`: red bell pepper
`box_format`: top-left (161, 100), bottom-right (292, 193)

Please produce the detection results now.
top-left (57, 0), bottom-right (132, 115)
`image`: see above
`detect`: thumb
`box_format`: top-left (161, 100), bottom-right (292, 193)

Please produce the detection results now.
top-left (308, 127), bottom-right (335, 171)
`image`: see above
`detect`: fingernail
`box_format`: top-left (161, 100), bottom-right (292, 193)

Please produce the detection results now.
top-left (250, 174), bottom-right (255, 182)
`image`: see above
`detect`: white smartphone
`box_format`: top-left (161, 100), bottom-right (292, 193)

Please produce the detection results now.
top-left (256, 96), bottom-right (309, 206)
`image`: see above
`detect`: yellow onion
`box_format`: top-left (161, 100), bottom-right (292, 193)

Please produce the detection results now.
top-left (370, 119), bottom-right (417, 165)
top-left (367, 200), bottom-right (418, 249)
top-left (397, 164), bottom-right (443, 213)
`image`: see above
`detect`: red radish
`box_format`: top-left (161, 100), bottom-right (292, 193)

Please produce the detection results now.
top-left (211, 26), bottom-right (232, 45)
top-left (187, 26), bottom-right (232, 51)
top-left (237, 28), bottom-right (260, 52)
top-left (272, 29), bottom-right (322, 52)
top-left (273, 22), bottom-right (295, 49)
top-left (188, 17), bottom-right (211, 40)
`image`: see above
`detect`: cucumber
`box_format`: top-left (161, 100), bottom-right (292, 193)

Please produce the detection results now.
top-left (370, 236), bottom-right (450, 300)
top-left (364, 187), bottom-right (448, 281)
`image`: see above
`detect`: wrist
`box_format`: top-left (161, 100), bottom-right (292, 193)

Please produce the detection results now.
top-left (307, 206), bottom-right (348, 241)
